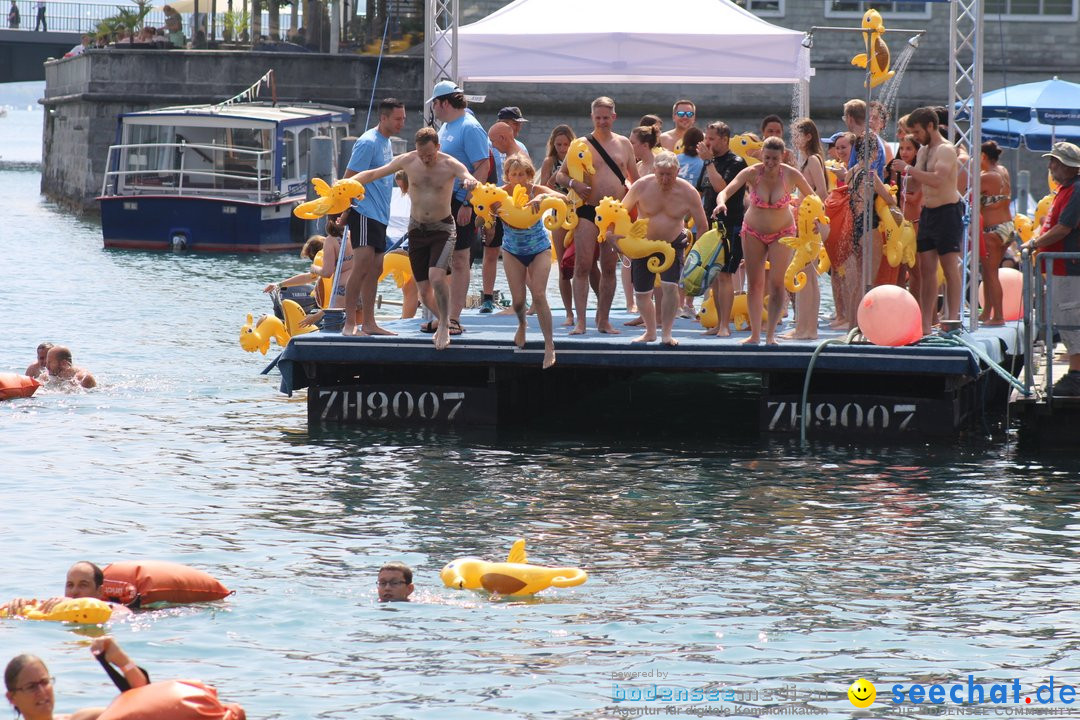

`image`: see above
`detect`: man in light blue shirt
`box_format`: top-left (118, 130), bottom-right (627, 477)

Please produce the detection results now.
top-left (431, 80), bottom-right (491, 333)
top-left (341, 98), bottom-right (406, 336)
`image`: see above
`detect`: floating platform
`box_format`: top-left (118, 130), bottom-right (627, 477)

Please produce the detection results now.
top-left (272, 309), bottom-right (1026, 442)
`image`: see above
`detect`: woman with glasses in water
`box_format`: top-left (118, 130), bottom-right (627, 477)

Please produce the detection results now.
top-left (5, 637), bottom-right (148, 720)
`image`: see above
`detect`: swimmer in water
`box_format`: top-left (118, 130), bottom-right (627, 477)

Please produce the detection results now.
top-left (0, 562), bottom-right (131, 617)
top-left (377, 562), bottom-right (414, 603)
top-left (25, 342), bottom-right (53, 379)
top-left (42, 346), bottom-right (95, 389)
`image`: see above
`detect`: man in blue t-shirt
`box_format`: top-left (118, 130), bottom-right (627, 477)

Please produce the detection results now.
top-left (341, 98), bottom-right (406, 336)
top-left (431, 80), bottom-right (491, 334)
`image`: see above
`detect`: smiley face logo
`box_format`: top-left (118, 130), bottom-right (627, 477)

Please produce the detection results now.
top-left (848, 678), bottom-right (876, 708)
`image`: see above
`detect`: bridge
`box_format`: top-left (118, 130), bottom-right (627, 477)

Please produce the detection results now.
top-left (0, 29), bottom-right (80, 82)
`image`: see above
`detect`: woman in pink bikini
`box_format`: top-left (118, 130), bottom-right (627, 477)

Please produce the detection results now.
top-left (715, 136), bottom-right (817, 344)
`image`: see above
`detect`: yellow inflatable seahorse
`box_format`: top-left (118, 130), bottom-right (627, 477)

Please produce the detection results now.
top-left (874, 189), bottom-right (917, 269)
top-left (561, 137), bottom-right (595, 246)
top-left (1, 597), bottom-right (112, 624)
top-left (469, 183), bottom-right (568, 231)
top-left (440, 539), bottom-right (588, 596)
top-left (850, 9), bottom-right (894, 89)
top-left (293, 178), bottom-right (366, 220)
top-left (730, 134), bottom-right (762, 166)
top-left (239, 313), bottom-right (290, 355)
top-left (593, 196), bottom-right (675, 274)
top-left (779, 195), bottom-right (831, 292)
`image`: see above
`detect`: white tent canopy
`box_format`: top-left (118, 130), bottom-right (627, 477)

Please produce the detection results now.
top-left (457, 0), bottom-right (810, 85)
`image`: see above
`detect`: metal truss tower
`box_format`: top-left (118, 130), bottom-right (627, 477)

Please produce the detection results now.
top-left (424, 0), bottom-right (458, 126)
top-left (948, 0), bottom-right (984, 331)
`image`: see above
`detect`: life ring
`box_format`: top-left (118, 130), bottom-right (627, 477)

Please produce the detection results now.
top-left (0, 372), bottom-right (40, 401)
top-left (440, 539), bottom-right (587, 596)
top-left (0, 597), bottom-right (112, 624)
top-left (97, 680), bottom-right (245, 720)
top-left (102, 561), bottom-right (231, 607)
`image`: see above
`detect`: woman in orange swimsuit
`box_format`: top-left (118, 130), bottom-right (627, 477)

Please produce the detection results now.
top-left (715, 136), bottom-right (817, 345)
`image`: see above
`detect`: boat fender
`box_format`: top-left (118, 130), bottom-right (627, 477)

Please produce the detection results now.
top-left (98, 680), bottom-right (246, 720)
top-left (102, 561), bottom-right (232, 608)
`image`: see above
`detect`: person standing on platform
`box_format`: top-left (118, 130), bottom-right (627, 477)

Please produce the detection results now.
top-left (476, 122), bottom-right (516, 314)
top-left (698, 121), bottom-right (746, 337)
top-left (892, 106), bottom-right (963, 336)
top-left (497, 106), bottom-right (530, 158)
top-left (33, 0), bottom-right (44, 30)
top-left (8, 0), bottom-right (19, 29)
top-left (1023, 142), bottom-right (1080, 396)
top-left (349, 128), bottom-right (479, 351)
top-left (660, 99), bottom-right (697, 153)
top-left (555, 96), bottom-right (639, 336)
top-left (340, 97), bottom-right (406, 337)
top-left (619, 151), bottom-right (709, 346)
top-left (430, 80), bottom-right (491, 336)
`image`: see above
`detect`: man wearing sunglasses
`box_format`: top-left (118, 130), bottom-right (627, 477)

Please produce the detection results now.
top-left (377, 562), bottom-right (414, 602)
top-left (660, 99), bottom-right (698, 154)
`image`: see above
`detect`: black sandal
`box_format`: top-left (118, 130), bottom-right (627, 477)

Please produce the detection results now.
top-left (419, 320), bottom-right (438, 333)
top-left (448, 319), bottom-right (464, 336)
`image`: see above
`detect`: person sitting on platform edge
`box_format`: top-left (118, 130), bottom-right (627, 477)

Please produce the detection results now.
top-left (349, 127), bottom-right (479, 352)
top-left (0, 561), bottom-right (132, 617)
top-left (1023, 142), bottom-right (1080, 397)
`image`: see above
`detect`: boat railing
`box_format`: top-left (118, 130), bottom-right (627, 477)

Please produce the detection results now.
top-left (101, 142), bottom-right (276, 203)
top-left (1021, 247), bottom-right (1080, 399)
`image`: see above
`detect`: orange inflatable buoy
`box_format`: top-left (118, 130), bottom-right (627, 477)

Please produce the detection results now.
top-left (0, 373), bottom-right (40, 400)
top-left (102, 561), bottom-right (232, 607)
top-left (98, 680), bottom-right (245, 720)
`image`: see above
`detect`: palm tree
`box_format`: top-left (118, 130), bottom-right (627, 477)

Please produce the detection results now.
top-left (114, 0), bottom-right (151, 43)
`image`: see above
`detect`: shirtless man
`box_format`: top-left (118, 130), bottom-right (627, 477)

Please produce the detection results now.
top-left (350, 128), bottom-right (478, 351)
top-left (892, 106), bottom-right (963, 335)
top-left (555, 97), bottom-right (639, 335)
top-left (43, 346), bottom-right (95, 388)
top-left (660, 99), bottom-right (697, 153)
top-left (619, 151), bottom-right (709, 345)
top-left (25, 342), bottom-right (53, 378)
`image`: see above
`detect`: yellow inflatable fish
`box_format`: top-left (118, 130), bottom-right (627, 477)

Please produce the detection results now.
top-left (850, 9), bottom-right (894, 89)
top-left (593, 196), bottom-right (675, 274)
top-left (378, 251), bottom-right (413, 289)
top-left (440, 539), bottom-right (587, 596)
top-left (1, 597), bottom-right (112, 624)
top-left (1014, 214), bottom-right (1035, 244)
top-left (293, 178), bottom-right (366, 220)
top-left (698, 292), bottom-right (769, 331)
top-left (780, 194), bottom-right (831, 292)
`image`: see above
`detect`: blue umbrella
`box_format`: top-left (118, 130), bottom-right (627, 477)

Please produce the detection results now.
top-left (981, 117), bottom-right (1080, 152)
top-left (980, 76), bottom-right (1080, 124)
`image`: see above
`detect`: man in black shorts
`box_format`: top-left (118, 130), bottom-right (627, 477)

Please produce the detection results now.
top-left (700, 120), bottom-right (747, 337)
top-left (350, 127), bottom-right (478, 350)
top-left (893, 106), bottom-right (963, 335)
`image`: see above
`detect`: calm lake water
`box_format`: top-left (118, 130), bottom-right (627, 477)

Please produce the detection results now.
top-left (2, 110), bottom-right (1080, 720)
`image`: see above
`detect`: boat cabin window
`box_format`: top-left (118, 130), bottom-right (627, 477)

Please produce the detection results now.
top-left (283, 130), bottom-right (297, 180)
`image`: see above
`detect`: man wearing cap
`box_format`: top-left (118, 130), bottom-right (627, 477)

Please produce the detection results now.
top-left (892, 106), bottom-right (962, 336)
top-left (429, 80), bottom-right (492, 335)
top-left (1024, 141), bottom-right (1080, 396)
top-left (497, 106), bottom-right (530, 158)
top-left (340, 97), bottom-right (406, 337)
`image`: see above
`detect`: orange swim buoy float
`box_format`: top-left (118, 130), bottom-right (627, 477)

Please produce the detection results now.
top-left (0, 372), bottom-right (40, 400)
top-left (97, 680), bottom-right (245, 720)
top-left (102, 561), bottom-right (232, 607)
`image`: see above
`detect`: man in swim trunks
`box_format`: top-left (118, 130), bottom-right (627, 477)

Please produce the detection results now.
top-left (0, 562), bottom-right (132, 616)
top-left (555, 97), bottom-right (639, 335)
top-left (349, 127), bottom-right (478, 351)
top-left (698, 121), bottom-right (747, 337)
top-left (660, 99), bottom-right (697, 153)
top-left (44, 346), bottom-right (95, 388)
top-left (377, 562), bottom-right (414, 602)
top-left (25, 342), bottom-right (53, 378)
top-left (892, 106), bottom-right (963, 336)
top-left (430, 81), bottom-right (491, 335)
top-left (618, 151), bottom-right (709, 346)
